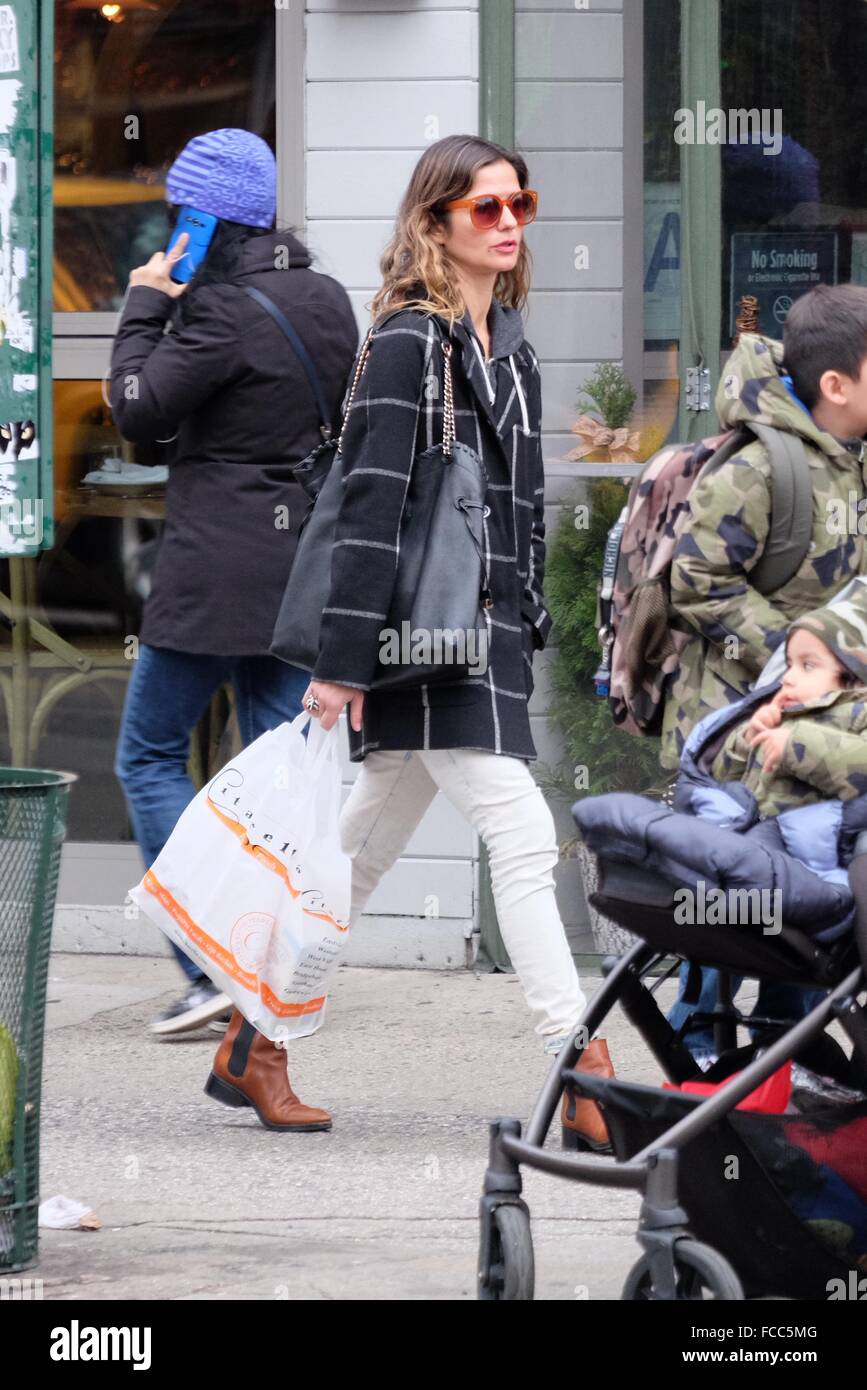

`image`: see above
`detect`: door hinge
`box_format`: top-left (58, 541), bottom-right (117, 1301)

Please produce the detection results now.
top-left (685, 366), bottom-right (712, 413)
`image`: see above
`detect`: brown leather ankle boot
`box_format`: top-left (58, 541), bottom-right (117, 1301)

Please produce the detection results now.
top-left (561, 1037), bottom-right (614, 1153)
top-left (205, 1010), bottom-right (332, 1132)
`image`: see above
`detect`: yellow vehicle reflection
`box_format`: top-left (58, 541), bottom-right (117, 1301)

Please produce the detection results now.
top-left (54, 175), bottom-right (169, 312)
top-left (53, 175), bottom-right (170, 513)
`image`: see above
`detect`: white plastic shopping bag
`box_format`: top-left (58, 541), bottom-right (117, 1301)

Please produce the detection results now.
top-left (128, 712), bottom-right (351, 1041)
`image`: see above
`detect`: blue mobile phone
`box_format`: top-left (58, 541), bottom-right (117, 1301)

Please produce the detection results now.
top-left (167, 206), bottom-right (219, 283)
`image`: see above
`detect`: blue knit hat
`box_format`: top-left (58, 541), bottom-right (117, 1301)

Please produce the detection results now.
top-left (166, 129), bottom-right (276, 229)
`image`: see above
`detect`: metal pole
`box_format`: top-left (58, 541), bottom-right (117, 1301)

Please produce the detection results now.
top-left (677, 0), bottom-right (723, 441)
top-left (475, 0), bottom-right (516, 971)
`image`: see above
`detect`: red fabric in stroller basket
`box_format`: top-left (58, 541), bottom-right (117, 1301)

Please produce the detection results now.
top-left (663, 1060), bottom-right (792, 1114)
top-left (784, 1116), bottom-right (867, 1203)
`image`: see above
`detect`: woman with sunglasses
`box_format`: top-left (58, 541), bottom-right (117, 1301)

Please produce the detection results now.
top-left (207, 135), bottom-right (614, 1149)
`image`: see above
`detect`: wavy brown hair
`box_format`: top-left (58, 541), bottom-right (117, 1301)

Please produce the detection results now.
top-left (371, 135), bottom-right (532, 324)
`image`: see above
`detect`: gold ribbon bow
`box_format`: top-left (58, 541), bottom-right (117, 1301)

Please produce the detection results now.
top-left (567, 414), bottom-right (642, 464)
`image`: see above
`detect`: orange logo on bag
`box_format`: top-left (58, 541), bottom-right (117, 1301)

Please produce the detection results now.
top-left (142, 870), bottom-right (326, 1019)
top-left (206, 801), bottom-right (349, 931)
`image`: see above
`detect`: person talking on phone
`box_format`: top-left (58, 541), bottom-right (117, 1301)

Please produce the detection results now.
top-left (110, 128), bottom-right (359, 1037)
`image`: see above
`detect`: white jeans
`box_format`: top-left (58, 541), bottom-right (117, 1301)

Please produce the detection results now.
top-left (339, 748), bottom-right (587, 1050)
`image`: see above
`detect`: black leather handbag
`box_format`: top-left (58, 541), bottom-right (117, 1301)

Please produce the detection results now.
top-left (268, 314), bottom-right (492, 691)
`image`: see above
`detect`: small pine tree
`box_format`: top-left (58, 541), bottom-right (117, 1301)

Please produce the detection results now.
top-left (577, 363), bottom-right (637, 430)
top-left (538, 480), bottom-right (664, 801)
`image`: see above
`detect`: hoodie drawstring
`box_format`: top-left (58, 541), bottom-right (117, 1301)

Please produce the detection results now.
top-left (509, 355), bottom-right (530, 434)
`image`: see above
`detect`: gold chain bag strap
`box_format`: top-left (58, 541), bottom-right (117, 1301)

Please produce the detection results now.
top-left (335, 327), bottom-right (375, 456)
top-left (336, 325), bottom-right (455, 457)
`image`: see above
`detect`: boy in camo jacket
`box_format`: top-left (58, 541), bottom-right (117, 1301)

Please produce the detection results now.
top-left (663, 283), bottom-right (867, 772)
top-left (709, 598), bottom-right (867, 817)
top-left (666, 284), bottom-right (867, 1057)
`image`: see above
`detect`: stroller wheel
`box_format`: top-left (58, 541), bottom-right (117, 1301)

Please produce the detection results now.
top-left (478, 1203), bottom-right (535, 1301)
top-left (621, 1239), bottom-right (743, 1301)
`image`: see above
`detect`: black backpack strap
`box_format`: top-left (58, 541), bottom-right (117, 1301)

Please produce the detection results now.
top-left (700, 422), bottom-right (813, 596)
top-left (698, 423), bottom-right (757, 476)
top-left (241, 285), bottom-right (333, 441)
top-left (749, 422), bottom-right (813, 596)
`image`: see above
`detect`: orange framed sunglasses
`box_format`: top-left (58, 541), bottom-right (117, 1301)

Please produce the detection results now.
top-left (444, 189), bottom-right (538, 230)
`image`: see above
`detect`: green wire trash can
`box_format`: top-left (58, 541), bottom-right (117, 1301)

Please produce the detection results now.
top-left (0, 768), bottom-right (75, 1272)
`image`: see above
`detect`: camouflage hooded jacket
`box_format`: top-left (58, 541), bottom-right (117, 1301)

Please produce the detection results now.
top-left (664, 613), bottom-right (867, 897)
top-left (662, 334), bottom-right (867, 769)
top-left (710, 596), bottom-right (867, 818)
top-left (665, 677), bottom-right (865, 902)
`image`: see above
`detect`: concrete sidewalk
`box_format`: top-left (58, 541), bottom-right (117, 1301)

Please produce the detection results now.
top-left (35, 955), bottom-right (696, 1301)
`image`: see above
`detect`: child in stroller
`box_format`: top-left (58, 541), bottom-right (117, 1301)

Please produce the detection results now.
top-left (661, 596), bottom-right (867, 1061)
top-left (476, 601), bottom-right (867, 1301)
top-left (698, 600), bottom-right (867, 812)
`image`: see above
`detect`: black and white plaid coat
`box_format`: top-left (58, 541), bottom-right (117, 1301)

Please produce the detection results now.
top-left (313, 300), bottom-right (552, 762)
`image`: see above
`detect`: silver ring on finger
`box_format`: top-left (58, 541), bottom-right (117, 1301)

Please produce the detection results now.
top-left (305, 694), bottom-right (321, 714)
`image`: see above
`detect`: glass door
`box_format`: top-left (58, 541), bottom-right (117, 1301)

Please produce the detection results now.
top-left (642, 0), bottom-right (685, 448)
top-left (720, 1), bottom-right (867, 353)
top-left (644, 0), bottom-right (867, 445)
top-left (644, 0), bottom-right (723, 445)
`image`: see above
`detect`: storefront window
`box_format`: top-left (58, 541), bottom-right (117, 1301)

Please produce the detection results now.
top-left (17, 1), bottom-right (279, 843)
top-left (720, 0), bottom-right (867, 346)
top-left (54, 0), bottom-right (276, 312)
top-left (0, 381), bottom-right (149, 839)
top-left (643, 0), bottom-right (867, 437)
top-left (642, 0), bottom-right (682, 450)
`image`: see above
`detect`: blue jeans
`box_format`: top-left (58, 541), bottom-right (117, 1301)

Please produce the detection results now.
top-left (667, 964), bottom-right (826, 1061)
top-left (115, 645), bottom-right (310, 982)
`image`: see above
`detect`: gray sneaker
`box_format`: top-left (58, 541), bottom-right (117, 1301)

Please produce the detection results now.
top-left (791, 1063), bottom-right (867, 1114)
top-left (151, 979), bottom-right (231, 1036)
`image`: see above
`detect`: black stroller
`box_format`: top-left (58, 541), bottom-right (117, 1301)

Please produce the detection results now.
top-left (477, 835), bottom-right (867, 1301)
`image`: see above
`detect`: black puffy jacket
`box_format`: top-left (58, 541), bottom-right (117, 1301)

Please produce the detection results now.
top-left (110, 231), bottom-right (359, 655)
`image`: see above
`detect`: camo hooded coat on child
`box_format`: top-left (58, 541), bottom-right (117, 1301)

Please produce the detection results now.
top-left (662, 334), bottom-right (867, 769)
top-left (710, 596), bottom-right (867, 819)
